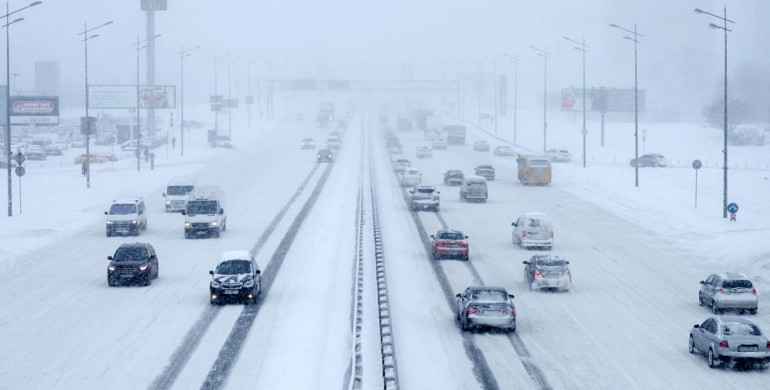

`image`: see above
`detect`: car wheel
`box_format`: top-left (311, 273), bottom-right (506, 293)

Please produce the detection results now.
top-left (708, 349), bottom-right (720, 368)
top-left (143, 275), bottom-right (152, 286)
top-left (106, 231), bottom-right (111, 237)
top-left (143, 221), bottom-right (148, 231)
top-left (750, 309), bottom-right (758, 315)
top-left (108, 278), bottom-right (116, 287)
top-left (698, 293), bottom-right (705, 307)
top-left (688, 336), bottom-right (697, 354)
top-left (463, 255), bottom-right (469, 261)
top-left (711, 301), bottom-right (721, 314)
top-left (222, 220), bottom-right (227, 232)
top-left (461, 315), bottom-right (470, 331)
top-left (213, 228), bottom-right (221, 238)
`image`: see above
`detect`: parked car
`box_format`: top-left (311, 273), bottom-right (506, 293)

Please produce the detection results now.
top-left (393, 158), bottom-right (411, 173)
top-left (409, 185), bottom-right (439, 211)
top-left (399, 168), bottom-right (422, 187)
top-left (105, 198), bottom-right (147, 237)
top-left (430, 229), bottom-right (469, 260)
top-left (494, 145), bottom-right (516, 156)
top-left (459, 175), bottom-right (488, 202)
top-left (474, 164), bottom-right (495, 181)
top-left (443, 169), bottom-right (464, 186)
top-left (689, 316), bottom-right (770, 369)
top-left (316, 148), bottom-right (333, 162)
top-left (209, 250), bottom-right (262, 305)
top-left (45, 144), bottom-right (65, 156)
top-left (699, 272), bottom-right (758, 314)
top-left (473, 140), bottom-right (490, 152)
top-left (107, 242), bottom-right (159, 287)
top-left (25, 145), bottom-right (47, 161)
top-left (629, 153), bottom-right (668, 168)
top-left (545, 148), bottom-right (571, 162)
top-left (455, 286), bottom-right (516, 332)
top-left (415, 146), bottom-right (433, 158)
top-left (75, 154), bottom-right (112, 164)
top-left (512, 212), bottom-right (554, 249)
top-left (432, 138), bottom-right (448, 150)
top-left (523, 255), bottom-right (571, 291)
top-left (300, 138), bottom-right (315, 149)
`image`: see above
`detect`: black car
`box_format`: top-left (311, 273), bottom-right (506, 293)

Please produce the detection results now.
top-left (107, 243), bottom-right (159, 287)
top-left (316, 148), bottom-right (333, 162)
top-left (443, 169), bottom-right (464, 185)
top-left (209, 251), bottom-right (262, 304)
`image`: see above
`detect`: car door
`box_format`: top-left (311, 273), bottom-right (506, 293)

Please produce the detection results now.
top-left (707, 276), bottom-right (720, 303)
top-left (701, 275), bottom-right (715, 301)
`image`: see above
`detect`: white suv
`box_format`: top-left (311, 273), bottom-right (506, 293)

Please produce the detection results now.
top-left (105, 198), bottom-right (147, 237)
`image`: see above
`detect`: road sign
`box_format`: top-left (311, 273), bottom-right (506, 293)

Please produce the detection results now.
top-left (14, 166), bottom-right (24, 177)
top-left (692, 159), bottom-right (702, 170)
top-left (727, 203), bottom-right (739, 214)
top-left (13, 152), bottom-right (25, 165)
top-left (109, 136), bottom-right (117, 144)
top-left (581, 128), bottom-right (588, 135)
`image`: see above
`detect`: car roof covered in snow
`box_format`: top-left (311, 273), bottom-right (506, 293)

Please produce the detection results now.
top-left (220, 250), bottom-right (252, 262)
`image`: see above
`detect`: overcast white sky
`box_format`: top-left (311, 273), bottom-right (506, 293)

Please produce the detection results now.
top-left (6, 0), bottom-right (770, 113)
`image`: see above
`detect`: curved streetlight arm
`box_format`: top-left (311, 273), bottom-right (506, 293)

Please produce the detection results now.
top-left (2, 1), bottom-right (41, 19)
top-left (2, 17), bottom-right (23, 28)
top-left (78, 20), bottom-right (113, 36)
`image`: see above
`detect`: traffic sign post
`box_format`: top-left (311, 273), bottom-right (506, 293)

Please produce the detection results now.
top-left (13, 154), bottom-right (25, 215)
top-left (727, 202), bottom-right (739, 222)
top-left (692, 159), bottom-right (702, 208)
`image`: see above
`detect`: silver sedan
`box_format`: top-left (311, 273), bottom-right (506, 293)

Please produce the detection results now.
top-left (689, 316), bottom-right (770, 369)
top-left (699, 272), bottom-right (758, 314)
top-left (455, 286), bottom-right (516, 332)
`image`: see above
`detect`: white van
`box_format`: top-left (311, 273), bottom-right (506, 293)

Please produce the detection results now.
top-left (182, 186), bottom-right (227, 238)
top-left (511, 212), bottom-right (554, 249)
top-left (105, 198), bottom-right (147, 237)
top-left (163, 177), bottom-right (197, 212)
top-left (459, 175), bottom-right (488, 202)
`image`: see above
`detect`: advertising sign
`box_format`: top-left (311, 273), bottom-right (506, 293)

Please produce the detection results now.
top-left (88, 85), bottom-right (176, 109)
top-left (561, 87), bottom-right (645, 113)
top-left (141, 0), bottom-right (167, 11)
top-left (10, 96), bottom-right (59, 126)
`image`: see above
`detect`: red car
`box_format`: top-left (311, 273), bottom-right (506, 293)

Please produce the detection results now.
top-left (430, 229), bottom-right (469, 260)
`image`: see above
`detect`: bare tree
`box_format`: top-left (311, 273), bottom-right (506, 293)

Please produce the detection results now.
top-left (702, 99), bottom-right (751, 135)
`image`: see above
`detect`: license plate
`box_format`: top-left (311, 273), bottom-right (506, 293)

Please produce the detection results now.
top-left (196, 230), bottom-right (207, 235)
top-left (116, 229), bottom-right (129, 233)
top-left (739, 346), bottom-right (758, 352)
top-left (484, 310), bottom-right (502, 316)
top-left (224, 289), bottom-right (239, 295)
top-left (121, 274), bottom-right (134, 278)
top-left (543, 280), bottom-right (552, 285)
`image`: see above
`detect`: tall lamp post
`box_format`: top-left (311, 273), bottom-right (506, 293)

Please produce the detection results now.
top-left (503, 53), bottom-right (518, 144)
top-left (610, 23), bottom-right (642, 187)
top-left (4, 1), bottom-right (40, 217)
top-left (134, 34), bottom-right (161, 172)
top-left (476, 57), bottom-right (482, 128)
top-left (246, 57), bottom-right (257, 129)
top-left (226, 56), bottom-right (240, 138)
top-left (529, 45), bottom-right (548, 152)
top-left (695, 7), bottom-right (734, 219)
top-left (564, 36), bottom-right (589, 168)
top-left (78, 19), bottom-right (112, 189)
top-left (179, 45), bottom-right (199, 157)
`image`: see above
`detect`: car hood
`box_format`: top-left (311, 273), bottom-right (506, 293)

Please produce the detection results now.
top-left (185, 214), bottom-right (218, 222)
top-left (110, 260), bottom-right (148, 267)
top-left (106, 214), bottom-right (139, 222)
top-left (212, 274), bottom-right (253, 284)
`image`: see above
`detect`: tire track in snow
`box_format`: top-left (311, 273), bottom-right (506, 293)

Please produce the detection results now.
top-left (148, 163), bottom-right (322, 390)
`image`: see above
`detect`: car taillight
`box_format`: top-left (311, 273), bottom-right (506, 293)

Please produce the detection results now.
top-left (459, 242), bottom-right (468, 248)
top-left (551, 231), bottom-right (554, 238)
top-left (717, 288), bottom-right (723, 294)
top-left (433, 196), bottom-right (439, 200)
top-left (504, 307), bottom-right (515, 315)
top-left (719, 340), bottom-right (729, 348)
top-left (535, 272), bottom-right (543, 279)
top-left (522, 232), bottom-right (527, 238)
top-left (466, 307), bottom-right (479, 314)
top-left (435, 241), bottom-right (445, 247)
top-left (766, 341), bottom-right (770, 349)
top-left (753, 289), bottom-right (757, 294)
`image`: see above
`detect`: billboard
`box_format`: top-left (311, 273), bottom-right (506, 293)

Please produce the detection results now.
top-left (10, 96), bottom-right (59, 126)
top-left (88, 85), bottom-right (176, 109)
top-left (561, 87), bottom-right (645, 113)
top-left (141, 0), bottom-right (167, 11)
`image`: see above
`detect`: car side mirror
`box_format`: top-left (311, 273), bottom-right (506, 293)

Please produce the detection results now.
top-left (464, 236), bottom-right (468, 239)
top-left (565, 261), bottom-right (570, 264)
top-left (107, 256), bottom-right (113, 260)
top-left (104, 211), bottom-right (108, 215)
top-left (693, 324), bottom-right (700, 328)
top-left (430, 235), bottom-right (435, 239)
top-left (437, 191), bottom-right (440, 194)
top-left (522, 261), bottom-right (528, 265)
top-left (699, 281), bottom-right (705, 285)
top-left (511, 222), bottom-right (517, 226)
top-left (138, 210), bottom-right (143, 215)
top-left (181, 210), bottom-right (186, 215)
top-left (509, 294), bottom-right (515, 299)
top-left (162, 193), bottom-right (166, 197)
top-left (409, 190), bottom-right (413, 193)
top-left (255, 270), bottom-right (261, 275)
top-left (209, 270), bottom-right (214, 275)
top-left (455, 293), bottom-right (461, 298)
top-left (219, 208), bottom-right (224, 215)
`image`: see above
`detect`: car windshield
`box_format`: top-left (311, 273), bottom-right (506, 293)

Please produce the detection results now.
top-left (319, 150), bottom-right (331, 154)
top-left (109, 204), bottom-right (137, 215)
top-left (722, 279), bottom-right (752, 289)
top-left (447, 171), bottom-right (462, 176)
top-left (471, 290), bottom-right (508, 302)
top-left (113, 247), bottom-right (148, 262)
top-left (215, 260), bottom-right (252, 275)
top-left (439, 232), bottom-right (464, 240)
top-left (167, 185), bottom-right (194, 196)
top-left (722, 323), bottom-right (762, 336)
top-left (529, 159), bottom-right (550, 167)
top-left (186, 200), bottom-right (218, 214)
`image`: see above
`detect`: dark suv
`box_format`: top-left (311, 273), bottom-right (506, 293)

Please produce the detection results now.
top-left (107, 243), bottom-right (159, 286)
top-left (209, 250), bottom-right (262, 304)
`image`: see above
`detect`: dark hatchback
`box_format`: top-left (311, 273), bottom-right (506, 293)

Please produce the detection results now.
top-left (209, 252), bottom-right (262, 304)
top-left (107, 243), bottom-right (159, 287)
top-left (316, 148), bottom-right (333, 162)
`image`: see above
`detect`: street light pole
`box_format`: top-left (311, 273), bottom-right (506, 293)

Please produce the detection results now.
top-left (503, 53), bottom-right (519, 144)
top-left (78, 19), bottom-right (112, 189)
top-left (695, 7), bottom-right (734, 219)
top-left (564, 36), bottom-right (590, 168)
top-left (4, 1), bottom-right (40, 216)
top-left (610, 23), bottom-right (643, 187)
top-left (529, 45), bottom-right (548, 152)
top-left (227, 56), bottom-right (240, 138)
top-left (133, 34), bottom-right (161, 172)
top-left (477, 57), bottom-right (482, 128)
top-left (179, 45), bottom-right (199, 157)
top-left (492, 57), bottom-right (498, 136)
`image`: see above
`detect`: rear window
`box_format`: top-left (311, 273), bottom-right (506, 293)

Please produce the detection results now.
top-left (722, 323), bottom-right (761, 336)
top-left (417, 188), bottom-right (434, 194)
top-left (536, 259), bottom-right (566, 267)
top-left (439, 232), bottom-right (464, 240)
top-left (470, 290), bottom-right (507, 302)
top-left (722, 279), bottom-right (753, 289)
top-left (529, 159), bottom-right (550, 167)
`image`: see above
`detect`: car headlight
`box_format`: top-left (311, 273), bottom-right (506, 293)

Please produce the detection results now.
top-left (184, 222), bottom-right (191, 227)
top-left (139, 265), bottom-right (149, 272)
top-left (211, 281), bottom-right (220, 288)
top-left (165, 201), bottom-right (171, 205)
top-left (106, 220), bottom-right (113, 225)
top-left (131, 220), bottom-right (137, 224)
top-left (243, 279), bottom-right (254, 288)
top-left (108, 266), bottom-right (115, 272)
top-left (210, 222), bottom-right (218, 227)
